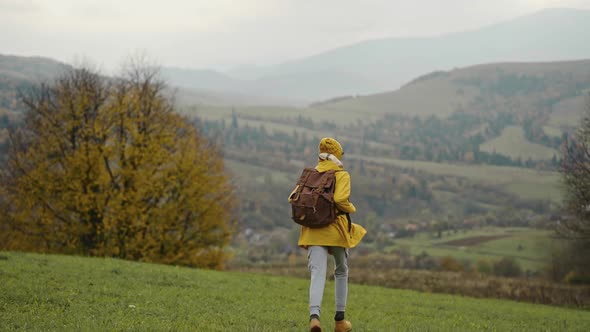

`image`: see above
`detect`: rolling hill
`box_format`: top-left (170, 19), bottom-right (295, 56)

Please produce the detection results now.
top-left (183, 58), bottom-right (590, 248)
top-left (165, 8), bottom-right (590, 101)
top-left (315, 59), bottom-right (590, 124)
top-left (0, 54), bottom-right (68, 82)
top-left (0, 54), bottom-right (69, 112)
top-left (191, 58), bottom-right (590, 167)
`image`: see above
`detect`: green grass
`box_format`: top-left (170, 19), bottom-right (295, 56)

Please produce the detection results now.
top-left (548, 96), bottom-right (585, 128)
top-left (390, 228), bottom-right (554, 271)
top-left (1, 252), bottom-right (589, 331)
top-left (346, 153), bottom-right (562, 202)
top-left (189, 102), bottom-right (563, 203)
top-left (182, 102), bottom-right (378, 127)
top-left (542, 126), bottom-right (563, 138)
top-left (180, 105), bottom-right (305, 122)
top-left (480, 126), bottom-right (559, 161)
top-left (228, 150), bottom-right (563, 203)
top-left (314, 75), bottom-right (474, 121)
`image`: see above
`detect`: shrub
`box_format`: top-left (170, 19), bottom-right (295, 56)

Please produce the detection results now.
top-left (440, 256), bottom-right (463, 272)
top-left (493, 257), bottom-right (522, 278)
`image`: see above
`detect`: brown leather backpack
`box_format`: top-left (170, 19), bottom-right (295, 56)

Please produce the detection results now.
top-left (289, 168), bottom-right (338, 228)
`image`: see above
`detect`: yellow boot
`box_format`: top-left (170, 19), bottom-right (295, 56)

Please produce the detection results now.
top-left (310, 317), bottom-right (322, 332)
top-left (334, 319), bottom-right (352, 332)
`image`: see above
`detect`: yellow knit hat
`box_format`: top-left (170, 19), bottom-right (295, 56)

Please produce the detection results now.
top-left (318, 137), bottom-right (343, 159)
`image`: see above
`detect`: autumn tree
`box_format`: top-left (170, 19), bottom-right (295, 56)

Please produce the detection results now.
top-left (557, 93), bottom-right (590, 281)
top-left (0, 65), bottom-right (237, 269)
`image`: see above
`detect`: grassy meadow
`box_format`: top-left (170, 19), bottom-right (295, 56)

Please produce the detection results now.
top-left (542, 126), bottom-right (563, 138)
top-left (1, 251), bottom-right (590, 332)
top-left (182, 104), bottom-right (368, 127)
top-left (194, 103), bottom-right (563, 204)
top-left (188, 96), bottom-right (564, 205)
top-left (480, 126), bottom-right (558, 161)
top-left (345, 154), bottom-right (562, 202)
top-left (548, 95), bottom-right (586, 129)
top-left (225, 151), bottom-right (561, 204)
top-left (387, 227), bottom-right (554, 271)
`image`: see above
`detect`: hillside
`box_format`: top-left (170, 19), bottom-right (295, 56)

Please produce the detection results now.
top-left (166, 8), bottom-right (590, 101)
top-left (185, 59), bottom-right (590, 268)
top-left (1, 252), bottom-right (589, 331)
top-left (0, 55), bottom-right (71, 159)
top-left (191, 59), bottom-right (590, 172)
top-left (0, 54), bottom-right (69, 112)
top-left (0, 54), bottom-right (291, 111)
top-left (317, 59), bottom-right (590, 124)
top-left (162, 67), bottom-right (306, 107)
top-left (308, 59), bottom-right (589, 165)
top-left (0, 54), bottom-right (68, 82)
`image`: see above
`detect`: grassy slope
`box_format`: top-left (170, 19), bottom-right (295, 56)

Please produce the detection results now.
top-left (1, 252), bottom-right (590, 331)
top-left (390, 227), bottom-right (554, 271)
top-left (480, 126), bottom-right (558, 161)
top-left (318, 60), bottom-right (590, 122)
top-left (226, 152), bottom-right (561, 204)
top-left (542, 126), bottom-right (563, 138)
top-left (345, 154), bottom-right (561, 202)
top-left (313, 73), bottom-right (470, 120)
top-left (548, 95), bottom-right (586, 129)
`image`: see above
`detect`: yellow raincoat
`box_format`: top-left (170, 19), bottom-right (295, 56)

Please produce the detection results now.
top-left (293, 160), bottom-right (367, 249)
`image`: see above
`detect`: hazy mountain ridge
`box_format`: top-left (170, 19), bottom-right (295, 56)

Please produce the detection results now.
top-left (3, 53), bottom-right (589, 134)
top-left (168, 8), bottom-right (590, 102)
top-left (0, 54), bottom-right (71, 118)
top-left (0, 54), bottom-right (69, 83)
top-left (7, 8), bottom-right (588, 106)
top-left (317, 59), bottom-right (590, 128)
top-left (267, 8), bottom-right (590, 94)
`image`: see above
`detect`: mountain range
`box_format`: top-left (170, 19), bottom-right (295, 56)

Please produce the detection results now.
top-left (162, 8), bottom-right (590, 103)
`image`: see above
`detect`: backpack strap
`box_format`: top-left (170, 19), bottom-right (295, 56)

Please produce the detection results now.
top-left (331, 170), bottom-right (353, 234)
top-left (346, 213), bottom-right (352, 234)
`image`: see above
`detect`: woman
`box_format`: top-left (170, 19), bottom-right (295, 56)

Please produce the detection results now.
top-left (292, 137), bottom-right (367, 332)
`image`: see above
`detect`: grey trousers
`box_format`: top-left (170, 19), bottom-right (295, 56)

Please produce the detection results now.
top-left (307, 246), bottom-right (348, 317)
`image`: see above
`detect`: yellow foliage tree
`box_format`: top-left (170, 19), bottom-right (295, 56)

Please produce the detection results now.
top-left (0, 66), bottom-right (237, 269)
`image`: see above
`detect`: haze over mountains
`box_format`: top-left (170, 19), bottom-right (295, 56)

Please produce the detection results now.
top-left (161, 8), bottom-right (590, 103)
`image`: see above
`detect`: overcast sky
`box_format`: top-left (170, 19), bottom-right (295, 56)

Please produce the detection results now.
top-left (1, 0), bottom-right (590, 72)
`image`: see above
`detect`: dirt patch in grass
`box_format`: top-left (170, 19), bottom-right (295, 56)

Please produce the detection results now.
top-left (440, 235), bottom-right (509, 247)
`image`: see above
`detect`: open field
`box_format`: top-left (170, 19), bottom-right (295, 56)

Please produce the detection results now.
top-left (180, 105), bottom-right (305, 121)
top-left (227, 150), bottom-right (562, 204)
top-left (1, 251), bottom-right (590, 331)
top-left (548, 95), bottom-right (586, 129)
top-left (181, 103), bottom-right (380, 127)
top-left (185, 96), bottom-right (564, 203)
top-left (441, 235), bottom-right (508, 246)
top-left (480, 126), bottom-right (558, 161)
top-left (389, 227), bottom-right (555, 271)
top-left (346, 154), bottom-right (562, 202)
top-left (542, 126), bottom-right (563, 138)
top-left (313, 74), bottom-right (477, 120)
